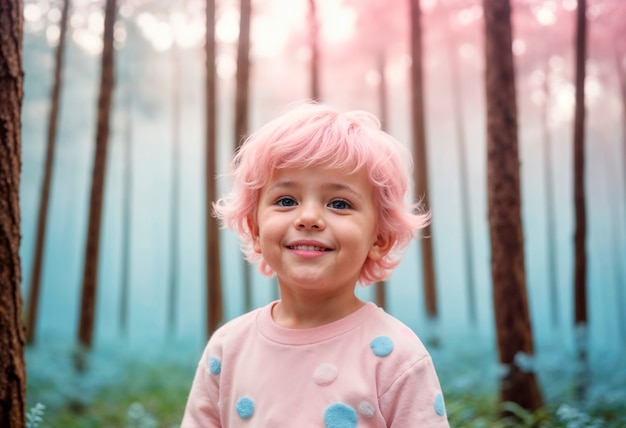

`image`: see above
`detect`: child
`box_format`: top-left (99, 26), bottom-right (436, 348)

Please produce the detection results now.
top-left (181, 103), bottom-right (449, 427)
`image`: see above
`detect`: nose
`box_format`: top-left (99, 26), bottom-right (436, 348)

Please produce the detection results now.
top-left (294, 201), bottom-right (325, 230)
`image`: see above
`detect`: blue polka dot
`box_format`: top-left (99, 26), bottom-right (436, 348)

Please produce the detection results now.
top-left (370, 336), bottom-right (394, 357)
top-left (324, 403), bottom-right (357, 428)
top-left (434, 393), bottom-right (446, 416)
top-left (208, 355), bottom-right (221, 375)
top-left (236, 396), bottom-right (254, 419)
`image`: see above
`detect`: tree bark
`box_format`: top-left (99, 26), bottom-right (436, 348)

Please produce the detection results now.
top-left (235, 0), bottom-right (252, 313)
top-left (206, 0), bottom-right (223, 338)
top-left (572, 0), bottom-right (589, 400)
top-left (409, 0), bottom-right (438, 342)
top-left (483, 0), bottom-right (543, 413)
top-left (375, 50), bottom-right (388, 309)
top-left (308, 0), bottom-right (320, 101)
top-left (77, 0), bottom-right (117, 349)
top-left (26, 0), bottom-right (70, 345)
top-left (0, 0), bottom-right (27, 425)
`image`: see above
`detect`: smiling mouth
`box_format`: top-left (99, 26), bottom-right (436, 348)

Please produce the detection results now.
top-left (289, 245), bottom-right (330, 251)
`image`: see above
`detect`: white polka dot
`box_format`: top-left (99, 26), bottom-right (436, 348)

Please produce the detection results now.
top-left (313, 363), bottom-right (338, 386)
top-left (358, 401), bottom-right (375, 418)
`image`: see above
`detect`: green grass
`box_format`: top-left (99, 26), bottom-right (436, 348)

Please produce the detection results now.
top-left (26, 351), bottom-right (626, 428)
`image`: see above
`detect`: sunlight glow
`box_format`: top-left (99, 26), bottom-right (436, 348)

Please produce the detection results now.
top-left (24, 4), bottom-right (42, 22)
top-left (72, 28), bottom-right (103, 56)
top-left (512, 39), bottom-right (526, 56)
top-left (365, 69), bottom-right (381, 87)
top-left (216, 8), bottom-right (239, 44)
top-left (46, 24), bottom-right (60, 46)
top-left (217, 53), bottom-right (237, 79)
top-left (136, 12), bottom-right (173, 51)
top-left (47, 6), bottom-right (61, 23)
top-left (534, 2), bottom-right (557, 26)
top-left (318, 1), bottom-right (356, 43)
top-left (562, 0), bottom-right (577, 11)
top-left (252, 16), bottom-right (288, 58)
top-left (456, 5), bottom-right (482, 26)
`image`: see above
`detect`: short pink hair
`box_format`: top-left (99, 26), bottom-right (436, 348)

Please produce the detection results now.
top-left (213, 103), bottom-right (429, 284)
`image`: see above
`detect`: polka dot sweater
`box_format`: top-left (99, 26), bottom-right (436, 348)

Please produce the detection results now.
top-left (181, 301), bottom-right (450, 427)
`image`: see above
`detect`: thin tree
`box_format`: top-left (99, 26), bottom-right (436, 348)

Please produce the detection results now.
top-left (77, 0), bottom-right (117, 349)
top-left (409, 0), bottom-right (439, 346)
top-left (540, 56), bottom-right (560, 333)
top-left (206, 0), bottom-right (223, 338)
top-left (443, 2), bottom-right (477, 326)
top-left (118, 26), bottom-right (135, 337)
top-left (25, 0), bottom-right (71, 345)
top-left (308, 0), bottom-right (320, 101)
top-left (572, 0), bottom-right (589, 399)
top-left (483, 0), bottom-right (543, 413)
top-left (375, 50), bottom-right (388, 310)
top-left (0, 0), bottom-right (27, 425)
top-left (168, 41), bottom-right (182, 336)
top-left (235, 0), bottom-right (252, 312)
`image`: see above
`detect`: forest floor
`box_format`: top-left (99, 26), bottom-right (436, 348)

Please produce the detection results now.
top-left (25, 340), bottom-right (626, 428)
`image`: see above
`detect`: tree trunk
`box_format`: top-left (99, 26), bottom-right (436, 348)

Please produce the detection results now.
top-left (409, 0), bottom-right (438, 346)
top-left (308, 0), bottom-right (320, 101)
top-left (77, 0), bottom-right (117, 349)
top-left (168, 43), bottom-right (181, 336)
top-left (26, 0), bottom-right (70, 345)
top-left (0, 0), bottom-right (27, 425)
top-left (483, 0), bottom-right (543, 413)
top-left (444, 3), bottom-right (477, 326)
top-left (206, 0), bottom-right (223, 338)
top-left (572, 0), bottom-right (589, 400)
top-left (375, 50), bottom-right (388, 309)
top-left (118, 32), bottom-right (134, 337)
top-left (235, 0), bottom-right (252, 313)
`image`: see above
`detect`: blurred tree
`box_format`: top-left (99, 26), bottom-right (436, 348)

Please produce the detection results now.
top-left (442, 0), bottom-right (477, 327)
top-left (308, 0), bottom-right (320, 100)
top-left (25, 0), bottom-right (70, 345)
top-left (168, 41), bottom-right (182, 337)
top-left (235, 0), bottom-right (252, 312)
top-left (77, 0), bottom-right (117, 350)
top-left (375, 50), bottom-right (388, 309)
top-left (483, 0), bottom-right (543, 413)
top-left (118, 22), bottom-right (136, 337)
top-left (206, 0), bottom-right (223, 338)
top-left (0, 0), bottom-right (26, 425)
top-left (409, 0), bottom-right (439, 346)
top-left (572, 0), bottom-right (589, 400)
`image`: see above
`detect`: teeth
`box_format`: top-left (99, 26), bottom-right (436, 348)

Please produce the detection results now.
top-left (292, 245), bottom-right (326, 251)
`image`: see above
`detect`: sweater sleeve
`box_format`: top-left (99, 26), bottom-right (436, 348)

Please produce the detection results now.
top-left (378, 354), bottom-right (450, 427)
top-left (180, 347), bottom-right (222, 428)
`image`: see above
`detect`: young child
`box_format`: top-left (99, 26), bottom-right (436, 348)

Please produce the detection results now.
top-left (181, 103), bottom-right (449, 427)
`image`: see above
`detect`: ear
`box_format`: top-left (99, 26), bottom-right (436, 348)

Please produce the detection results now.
top-left (368, 233), bottom-right (393, 261)
top-left (247, 216), bottom-right (262, 254)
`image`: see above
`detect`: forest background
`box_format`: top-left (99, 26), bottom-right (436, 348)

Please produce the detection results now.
top-left (1, 0), bottom-right (625, 426)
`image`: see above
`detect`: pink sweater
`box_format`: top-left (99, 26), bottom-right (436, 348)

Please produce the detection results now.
top-left (181, 301), bottom-right (450, 427)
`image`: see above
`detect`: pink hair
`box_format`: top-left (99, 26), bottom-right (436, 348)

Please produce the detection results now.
top-left (213, 103), bottom-right (429, 284)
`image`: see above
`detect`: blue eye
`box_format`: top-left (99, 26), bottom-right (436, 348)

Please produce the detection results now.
top-left (329, 199), bottom-right (351, 210)
top-left (276, 197), bottom-right (297, 207)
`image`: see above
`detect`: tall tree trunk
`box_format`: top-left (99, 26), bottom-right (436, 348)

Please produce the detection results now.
top-left (409, 0), bottom-right (438, 346)
top-left (206, 0), bottom-right (223, 338)
top-left (572, 0), bottom-right (589, 400)
top-left (119, 71), bottom-right (133, 337)
top-left (168, 43), bottom-right (181, 336)
top-left (26, 0), bottom-right (70, 345)
top-left (375, 50), bottom-right (387, 309)
top-left (308, 0), bottom-right (320, 101)
top-left (118, 26), bottom-right (135, 337)
top-left (615, 35), bottom-right (626, 345)
top-left (0, 0), bottom-right (26, 425)
top-left (483, 0), bottom-right (543, 413)
top-left (444, 5), bottom-right (477, 326)
top-left (235, 0), bottom-right (252, 312)
top-left (77, 0), bottom-right (117, 349)
top-left (541, 58), bottom-right (560, 333)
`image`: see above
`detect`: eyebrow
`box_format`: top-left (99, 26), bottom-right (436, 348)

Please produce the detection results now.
top-left (267, 180), bottom-right (365, 202)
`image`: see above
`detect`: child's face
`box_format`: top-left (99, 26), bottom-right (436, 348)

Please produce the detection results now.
top-left (251, 163), bottom-right (389, 296)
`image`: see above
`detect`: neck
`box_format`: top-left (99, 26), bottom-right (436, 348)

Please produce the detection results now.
top-left (272, 290), bottom-right (365, 329)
